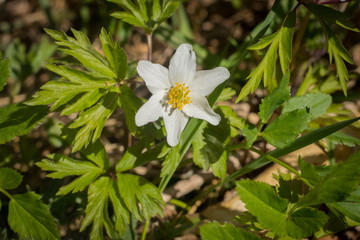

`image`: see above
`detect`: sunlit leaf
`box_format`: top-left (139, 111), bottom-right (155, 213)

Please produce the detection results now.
top-left (236, 180), bottom-right (288, 236)
top-left (36, 154), bottom-right (105, 195)
top-left (259, 71), bottom-right (290, 123)
top-left (116, 174), bottom-right (164, 221)
top-left (262, 108), bottom-right (311, 148)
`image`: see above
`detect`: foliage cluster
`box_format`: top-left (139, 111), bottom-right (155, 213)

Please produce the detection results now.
top-left (0, 0), bottom-right (360, 239)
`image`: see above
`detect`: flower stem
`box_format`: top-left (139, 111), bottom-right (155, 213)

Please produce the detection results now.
top-left (147, 33), bottom-right (153, 62)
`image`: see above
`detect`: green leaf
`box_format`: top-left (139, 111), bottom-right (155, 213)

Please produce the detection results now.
top-left (80, 176), bottom-right (112, 240)
top-left (81, 140), bottom-right (108, 169)
top-left (307, 4), bottom-right (359, 32)
top-left (286, 207), bottom-right (328, 238)
top-left (295, 151), bottom-right (360, 208)
top-left (326, 131), bottom-right (360, 147)
top-left (332, 187), bottom-right (360, 222)
top-left (45, 28), bottom-right (115, 78)
top-left (110, 11), bottom-right (146, 28)
top-left (158, 1), bottom-right (180, 23)
top-left (282, 92), bottom-right (332, 120)
top-left (236, 180), bottom-right (288, 236)
top-left (0, 168), bottom-right (23, 190)
top-left (262, 108), bottom-right (311, 148)
top-left (8, 192), bottom-right (60, 240)
top-left (247, 32), bottom-right (278, 51)
top-left (324, 25), bottom-right (352, 96)
top-left (217, 105), bottom-right (245, 137)
top-left (26, 64), bottom-right (114, 114)
top-left (236, 9), bottom-right (296, 102)
top-left (116, 142), bottom-right (166, 172)
top-left (100, 28), bottom-right (128, 80)
top-left (108, 179), bottom-right (130, 235)
top-left (0, 55), bottom-right (10, 92)
top-left (200, 222), bottom-right (262, 240)
top-left (118, 84), bottom-right (142, 134)
top-left (192, 109), bottom-right (231, 178)
top-left (242, 122), bottom-right (258, 149)
top-left (299, 157), bottom-right (321, 186)
top-left (259, 71), bottom-right (290, 123)
top-left (36, 154), bottom-right (105, 195)
top-left (69, 92), bottom-right (119, 151)
top-left (279, 10), bottom-right (296, 74)
top-left (161, 143), bottom-right (181, 178)
top-left (116, 173), bottom-right (165, 221)
top-left (0, 103), bottom-right (48, 144)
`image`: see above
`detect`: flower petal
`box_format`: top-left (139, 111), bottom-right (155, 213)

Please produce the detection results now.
top-left (135, 91), bottom-right (166, 126)
top-left (189, 67), bottom-right (230, 96)
top-left (137, 60), bottom-right (171, 94)
top-left (182, 93), bottom-right (220, 125)
top-left (169, 44), bottom-right (196, 86)
top-left (163, 109), bottom-right (189, 147)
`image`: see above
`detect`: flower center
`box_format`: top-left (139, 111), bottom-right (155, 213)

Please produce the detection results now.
top-left (168, 83), bottom-right (192, 110)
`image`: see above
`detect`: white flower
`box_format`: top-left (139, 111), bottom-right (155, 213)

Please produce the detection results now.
top-left (135, 44), bottom-right (230, 147)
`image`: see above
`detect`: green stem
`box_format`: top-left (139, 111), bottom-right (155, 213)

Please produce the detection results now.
top-left (169, 199), bottom-right (191, 211)
top-left (0, 187), bottom-right (13, 200)
top-left (250, 147), bottom-right (301, 177)
top-left (140, 220), bottom-right (150, 240)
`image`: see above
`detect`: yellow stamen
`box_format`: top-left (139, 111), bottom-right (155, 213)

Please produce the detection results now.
top-left (168, 82), bottom-right (192, 110)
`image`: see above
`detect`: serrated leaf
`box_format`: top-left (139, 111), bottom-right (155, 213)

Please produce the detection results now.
top-left (116, 141), bottom-right (166, 172)
top-left (192, 109), bottom-right (230, 178)
top-left (299, 156), bottom-right (321, 186)
top-left (307, 4), bottom-right (359, 32)
top-left (158, 1), bottom-right (180, 23)
top-left (0, 55), bottom-right (10, 92)
top-left (282, 92), bottom-right (332, 120)
top-left (332, 187), bottom-right (360, 222)
top-left (8, 192), bottom-right (60, 240)
top-left (108, 179), bottom-right (130, 235)
top-left (324, 25), bottom-right (352, 96)
top-left (200, 222), bottom-right (262, 240)
top-left (295, 151), bottom-right (360, 208)
top-left (236, 9), bottom-right (296, 102)
top-left (80, 140), bottom-right (108, 169)
top-left (259, 71), bottom-right (290, 123)
top-left (69, 92), bottom-right (118, 151)
top-left (326, 131), bottom-right (360, 147)
top-left (279, 11), bottom-right (296, 74)
top-left (0, 103), bottom-right (48, 144)
top-left (116, 173), bottom-right (165, 221)
top-left (242, 122), bottom-right (258, 149)
top-left (45, 28), bottom-right (115, 78)
top-left (100, 28), bottom-right (128, 80)
top-left (111, 12), bottom-right (146, 28)
top-left (217, 87), bottom-right (236, 102)
top-left (26, 64), bottom-right (113, 114)
top-left (36, 154), bottom-right (104, 195)
top-left (286, 207), bottom-right (328, 238)
top-left (119, 84), bottom-right (142, 134)
top-left (262, 108), bottom-right (311, 148)
top-left (217, 105), bottom-right (245, 137)
top-left (236, 180), bottom-right (288, 236)
top-left (247, 32), bottom-right (278, 51)
top-left (161, 143), bottom-right (181, 178)
top-left (80, 176), bottom-right (112, 240)
top-left (0, 168), bottom-right (23, 190)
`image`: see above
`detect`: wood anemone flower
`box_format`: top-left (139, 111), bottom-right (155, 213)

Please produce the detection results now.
top-left (135, 44), bottom-right (230, 147)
